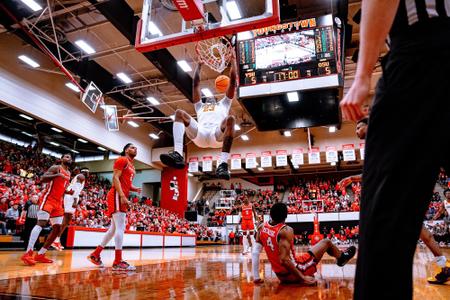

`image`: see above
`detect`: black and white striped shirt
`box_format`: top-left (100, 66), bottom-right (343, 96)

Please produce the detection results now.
top-left (24, 201), bottom-right (39, 219)
top-left (391, 0), bottom-right (450, 36)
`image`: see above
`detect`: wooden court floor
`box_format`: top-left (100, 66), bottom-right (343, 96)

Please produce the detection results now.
top-left (0, 245), bottom-right (448, 299)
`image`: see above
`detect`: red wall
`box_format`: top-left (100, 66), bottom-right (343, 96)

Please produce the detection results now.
top-left (160, 167), bottom-right (188, 217)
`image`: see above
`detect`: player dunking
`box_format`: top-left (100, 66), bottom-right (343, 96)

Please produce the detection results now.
top-left (252, 203), bottom-right (356, 284)
top-left (240, 197), bottom-right (257, 255)
top-left (159, 53), bottom-right (238, 180)
top-left (338, 118), bottom-right (449, 284)
top-left (88, 143), bottom-right (141, 271)
top-left (51, 167), bottom-right (89, 251)
top-left (21, 154), bottom-right (72, 265)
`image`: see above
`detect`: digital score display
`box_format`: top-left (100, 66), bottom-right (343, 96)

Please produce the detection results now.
top-left (237, 15), bottom-right (341, 95)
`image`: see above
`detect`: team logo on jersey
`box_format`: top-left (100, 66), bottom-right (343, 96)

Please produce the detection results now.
top-left (170, 176), bottom-right (179, 201)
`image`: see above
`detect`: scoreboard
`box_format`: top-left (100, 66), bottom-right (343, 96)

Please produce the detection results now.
top-left (237, 15), bottom-right (343, 98)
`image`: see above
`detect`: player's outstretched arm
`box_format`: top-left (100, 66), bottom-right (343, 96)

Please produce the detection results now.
top-left (40, 165), bottom-right (63, 183)
top-left (193, 62), bottom-right (203, 104)
top-left (226, 50), bottom-right (237, 100)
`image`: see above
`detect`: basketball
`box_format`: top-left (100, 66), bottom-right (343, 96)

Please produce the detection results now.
top-left (215, 75), bottom-right (230, 93)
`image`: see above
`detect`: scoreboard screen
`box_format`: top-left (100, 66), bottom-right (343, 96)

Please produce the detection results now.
top-left (237, 14), bottom-right (343, 98)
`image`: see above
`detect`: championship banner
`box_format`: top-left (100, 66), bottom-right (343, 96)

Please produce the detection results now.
top-left (161, 167), bottom-right (187, 217)
top-left (261, 151), bottom-right (272, 168)
top-left (275, 150), bottom-right (288, 167)
top-left (245, 153), bottom-right (257, 169)
top-left (342, 144), bottom-right (356, 161)
top-left (202, 156), bottom-right (213, 172)
top-left (188, 157), bottom-right (198, 173)
top-left (291, 148), bottom-right (304, 166)
top-left (308, 147), bottom-right (321, 164)
top-left (325, 146), bottom-right (338, 163)
top-left (359, 143), bottom-right (365, 160)
top-left (231, 154), bottom-right (242, 170)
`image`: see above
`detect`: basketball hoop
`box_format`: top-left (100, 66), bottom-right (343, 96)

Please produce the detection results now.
top-left (195, 36), bottom-right (232, 73)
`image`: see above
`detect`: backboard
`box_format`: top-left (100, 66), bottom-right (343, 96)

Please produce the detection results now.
top-left (104, 105), bottom-right (119, 132)
top-left (135, 0), bottom-right (280, 53)
top-left (81, 81), bottom-right (102, 114)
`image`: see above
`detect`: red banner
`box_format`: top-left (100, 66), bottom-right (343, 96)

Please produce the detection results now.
top-left (173, 0), bottom-right (204, 21)
top-left (160, 167), bottom-right (188, 217)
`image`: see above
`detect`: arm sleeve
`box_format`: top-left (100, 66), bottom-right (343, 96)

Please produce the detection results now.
top-left (252, 242), bottom-right (263, 280)
top-left (113, 157), bottom-right (127, 170)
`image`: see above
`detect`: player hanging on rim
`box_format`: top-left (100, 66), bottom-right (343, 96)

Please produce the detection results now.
top-left (88, 143), bottom-right (142, 271)
top-left (240, 196), bottom-right (257, 255)
top-left (21, 154), bottom-right (72, 266)
top-left (160, 52), bottom-right (238, 180)
top-left (252, 203), bottom-right (356, 284)
top-left (51, 167), bottom-right (89, 251)
top-left (338, 117), bottom-right (449, 284)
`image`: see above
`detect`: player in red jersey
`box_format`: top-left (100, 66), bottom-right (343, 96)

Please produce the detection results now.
top-left (252, 203), bottom-right (356, 284)
top-left (240, 197), bottom-right (257, 255)
top-left (88, 143), bottom-right (141, 271)
top-left (21, 154), bottom-right (72, 266)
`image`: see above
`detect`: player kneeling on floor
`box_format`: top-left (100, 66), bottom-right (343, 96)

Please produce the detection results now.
top-left (252, 203), bottom-right (356, 284)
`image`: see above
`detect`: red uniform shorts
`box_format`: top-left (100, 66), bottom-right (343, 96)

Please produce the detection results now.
top-left (107, 190), bottom-right (128, 217)
top-left (39, 196), bottom-right (64, 218)
top-left (241, 219), bottom-right (254, 231)
top-left (294, 251), bottom-right (318, 276)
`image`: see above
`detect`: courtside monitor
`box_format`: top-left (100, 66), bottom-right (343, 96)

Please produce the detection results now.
top-left (237, 14), bottom-right (344, 98)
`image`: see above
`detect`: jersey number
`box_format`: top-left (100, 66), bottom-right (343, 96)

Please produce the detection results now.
top-left (266, 237), bottom-right (275, 252)
top-left (203, 104), bottom-right (215, 112)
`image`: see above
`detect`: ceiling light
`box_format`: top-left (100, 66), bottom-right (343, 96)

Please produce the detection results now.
top-left (283, 130), bottom-right (291, 137)
top-left (18, 55), bottom-right (40, 68)
top-left (19, 114), bottom-right (33, 120)
top-left (188, 173), bottom-right (194, 177)
top-left (287, 92), bottom-right (299, 102)
top-left (65, 82), bottom-right (80, 92)
top-left (234, 124), bottom-right (241, 131)
top-left (329, 126), bottom-right (336, 133)
top-left (226, 1), bottom-right (242, 20)
top-left (177, 60), bottom-right (192, 72)
top-left (201, 88), bottom-right (213, 98)
top-left (237, 31), bottom-right (253, 40)
top-left (148, 21), bottom-right (163, 36)
top-left (71, 149), bottom-right (80, 154)
top-left (21, 0), bottom-right (42, 12)
top-left (241, 134), bottom-right (249, 141)
top-left (117, 72), bottom-right (132, 84)
top-left (51, 127), bottom-right (62, 133)
top-left (74, 40), bottom-right (96, 54)
top-left (50, 142), bottom-right (60, 147)
top-left (97, 146), bottom-right (107, 151)
top-left (77, 138), bottom-right (88, 143)
top-left (21, 131), bottom-right (33, 137)
top-left (149, 133), bottom-right (160, 140)
top-left (257, 167), bottom-right (264, 171)
top-left (127, 121), bottom-right (139, 128)
top-left (147, 96), bottom-right (160, 105)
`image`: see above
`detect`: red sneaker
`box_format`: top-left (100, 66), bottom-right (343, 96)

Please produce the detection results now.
top-left (51, 242), bottom-right (64, 251)
top-left (34, 253), bottom-right (53, 263)
top-left (21, 250), bottom-right (36, 266)
top-left (87, 254), bottom-right (104, 267)
top-left (112, 260), bottom-right (136, 271)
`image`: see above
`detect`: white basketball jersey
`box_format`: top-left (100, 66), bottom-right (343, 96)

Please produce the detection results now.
top-left (195, 97), bottom-right (231, 129)
top-left (445, 200), bottom-right (450, 217)
top-left (67, 174), bottom-right (85, 198)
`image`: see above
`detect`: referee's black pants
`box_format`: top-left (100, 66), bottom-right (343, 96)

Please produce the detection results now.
top-left (354, 28), bottom-right (450, 299)
top-left (22, 217), bottom-right (37, 250)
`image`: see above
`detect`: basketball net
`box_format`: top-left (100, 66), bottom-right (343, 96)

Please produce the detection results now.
top-left (195, 36), bottom-right (232, 73)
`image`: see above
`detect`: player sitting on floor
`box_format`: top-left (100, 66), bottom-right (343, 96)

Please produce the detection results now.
top-left (252, 203), bottom-right (356, 284)
top-left (159, 53), bottom-right (238, 180)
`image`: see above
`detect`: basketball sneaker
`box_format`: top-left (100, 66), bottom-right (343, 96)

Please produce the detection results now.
top-left (87, 254), bottom-right (104, 267)
top-left (336, 246), bottom-right (356, 267)
top-left (216, 162), bottom-right (231, 180)
top-left (21, 250), bottom-right (36, 266)
top-left (160, 151), bottom-right (186, 169)
top-left (34, 253), bottom-right (53, 263)
top-left (112, 260), bottom-right (136, 272)
top-left (427, 261), bottom-right (450, 284)
top-left (51, 242), bottom-right (64, 251)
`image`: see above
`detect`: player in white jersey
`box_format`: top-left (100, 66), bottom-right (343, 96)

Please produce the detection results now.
top-left (160, 52), bottom-right (238, 180)
top-left (51, 167), bottom-right (89, 251)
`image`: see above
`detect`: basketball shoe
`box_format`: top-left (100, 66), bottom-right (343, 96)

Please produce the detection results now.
top-left (51, 241), bottom-right (64, 251)
top-left (112, 260), bottom-right (136, 272)
top-left (427, 260), bottom-right (450, 284)
top-left (87, 254), bottom-right (104, 267)
top-left (34, 253), bottom-right (53, 263)
top-left (21, 250), bottom-right (36, 266)
top-left (216, 162), bottom-right (231, 180)
top-left (160, 151), bottom-right (185, 169)
top-left (336, 246), bottom-right (356, 267)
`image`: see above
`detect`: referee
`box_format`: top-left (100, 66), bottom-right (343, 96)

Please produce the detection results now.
top-left (21, 195), bottom-right (39, 250)
top-left (340, 0), bottom-right (450, 299)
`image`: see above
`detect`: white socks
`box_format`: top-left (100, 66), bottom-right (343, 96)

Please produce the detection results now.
top-left (173, 122), bottom-right (185, 156)
top-left (252, 243), bottom-right (263, 281)
top-left (219, 152), bottom-right (229, 165)
top-left (54, 236), bottom-right (60, 243)
top-left (27, 225), bottom-right (42, 252)
top-left (243, 234), bottom-right (249, 253)
top-left (38, 247), bottom-right (47, 255)
top-left (435, 255), bottom-right (447, 267)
